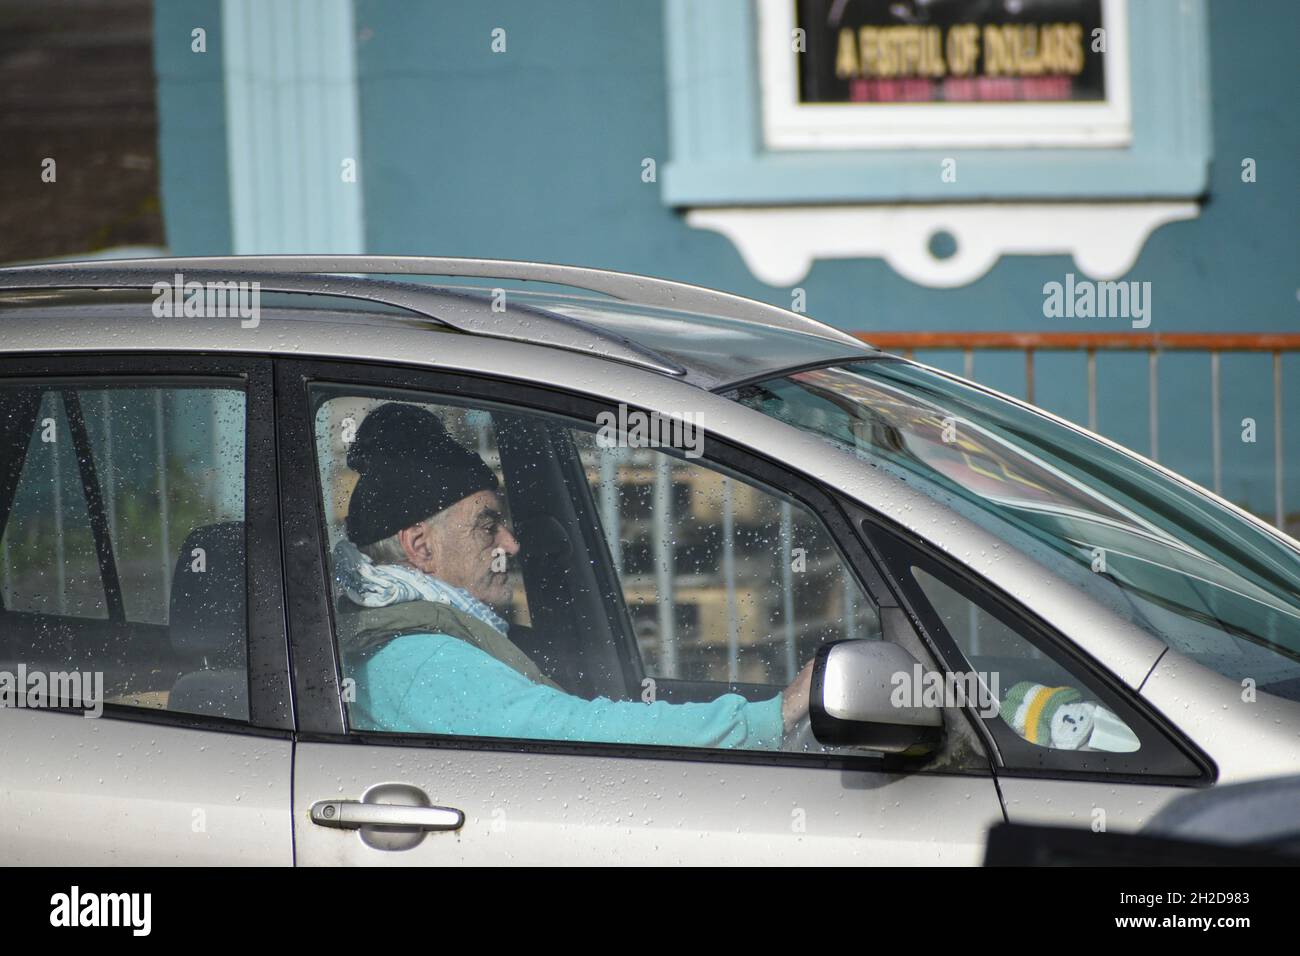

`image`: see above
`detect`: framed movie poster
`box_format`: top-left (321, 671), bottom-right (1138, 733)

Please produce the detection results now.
top-left (758, 0), bottom-right (1131, 149)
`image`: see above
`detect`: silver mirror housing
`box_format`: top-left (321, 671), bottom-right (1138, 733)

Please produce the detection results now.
top-left (810, 640), bottom-right (944, 754)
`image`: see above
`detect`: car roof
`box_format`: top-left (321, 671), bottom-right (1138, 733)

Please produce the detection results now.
top-left (0, 256), bottom-right (878, 390)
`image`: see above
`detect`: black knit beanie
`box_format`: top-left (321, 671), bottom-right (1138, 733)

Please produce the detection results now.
top-left (345, 403), bottom-right (499, 547)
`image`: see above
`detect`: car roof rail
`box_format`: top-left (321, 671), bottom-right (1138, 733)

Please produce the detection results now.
top-left (0, 257), bottom-right (695, 375)
top-left (0, 255), bottom-right (866, 350)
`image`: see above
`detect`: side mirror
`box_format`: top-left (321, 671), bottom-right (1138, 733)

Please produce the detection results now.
top-left (810, 640), bottom-right (944, 754)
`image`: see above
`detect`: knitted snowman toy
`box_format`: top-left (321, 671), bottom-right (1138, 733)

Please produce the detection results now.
top-left (999, 681), bottom-right (1097, 750)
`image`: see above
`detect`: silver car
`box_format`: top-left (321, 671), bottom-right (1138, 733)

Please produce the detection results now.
top-left (0, 255), bottom-right (1296, 866)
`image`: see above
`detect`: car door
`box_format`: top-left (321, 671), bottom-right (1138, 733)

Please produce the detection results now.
top-left (854, 514), bottom-right (1215, 832)
top-left (278, 359), bottom-right (1004, 865)
top-left (0, 354), bottom-right (293, 865)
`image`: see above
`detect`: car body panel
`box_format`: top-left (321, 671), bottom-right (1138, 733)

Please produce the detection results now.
top-left (997, 777), bottom-right (1193, 832)
top-left (0, 709), bottom-right (292, 865)
top-left (1141, 648), bottom-right (1300, 783)
top-left (292, 742), bottom-right (1003, 865)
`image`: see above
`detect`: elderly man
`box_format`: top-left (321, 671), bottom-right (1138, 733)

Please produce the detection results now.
top-left (331, 402), bottom-right (812, 750)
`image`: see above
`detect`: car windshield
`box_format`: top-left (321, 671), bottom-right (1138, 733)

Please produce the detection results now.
top-left (726, 359), bottom-right (1300, 703)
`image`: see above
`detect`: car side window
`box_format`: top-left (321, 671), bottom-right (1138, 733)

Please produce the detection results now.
top-left (311, 385), bottom-right (882, 756)
top-left (0, 383), bottom-right (249, 719)
top-left (859, 520), bottom-right (1205, 777)
top-left (908, 565), bottom-right (1142, 755)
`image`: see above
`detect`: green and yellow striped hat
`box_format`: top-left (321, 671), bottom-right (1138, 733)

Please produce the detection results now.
top-left (999, 681), bottom-right (1083, 746)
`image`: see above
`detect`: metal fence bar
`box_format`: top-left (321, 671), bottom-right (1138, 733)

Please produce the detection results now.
top-left (1275, 351), bottom-right (1285, 529)
top-left (1024, 348), bottom-right (1035, 405)
top-left (209, 391), bottom-right (221, 523)
top-left (154, 390), bottom-right (171, 606)
top-left (101, 390), bottom-right (117, 545)
top-left (653, 456), bottom-right (677, 676)
top-left (721, 476), bottom-right (739, 683)
top-left (1086, 348), bottom-right (1097, 431)
top-left (1149, 350), bottom-right (1160, 462)
top-left (963, 348), bottom-right (974, 380)
top-left (50, 394), bottom-right (67, 615)
top-left (598, 446), bottom-right (622, 574)
top-left (779, 500), bottom-right (796, 682)
top-left (1211, 351), bottom-right (1222, 495)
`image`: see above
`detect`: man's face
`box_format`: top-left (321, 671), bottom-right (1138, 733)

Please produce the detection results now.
top-left (398, 490), bottom-right (520, 609)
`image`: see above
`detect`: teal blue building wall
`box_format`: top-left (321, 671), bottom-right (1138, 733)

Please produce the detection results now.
top-left (153, 0), bottom-right (233, 253)
top-left (154, 0), bottom-right (1299, 522)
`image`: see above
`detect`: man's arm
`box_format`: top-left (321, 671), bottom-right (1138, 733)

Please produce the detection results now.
top-left (356, 633), bottom-right (786, 750)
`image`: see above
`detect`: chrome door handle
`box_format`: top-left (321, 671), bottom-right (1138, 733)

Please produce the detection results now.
top-left (311, 800), bottom-right (464, 832)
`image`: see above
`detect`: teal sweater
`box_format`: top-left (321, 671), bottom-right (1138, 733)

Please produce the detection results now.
top-left (352, 632), bottom-right (785, 750)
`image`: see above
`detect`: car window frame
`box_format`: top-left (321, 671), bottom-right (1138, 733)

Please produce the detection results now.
top-left (0, 352), bottom-right (293, 737)
top-left (849, 505), bottom-right (1215, 786)
top-left (277, 356), bottom-right (997, 775)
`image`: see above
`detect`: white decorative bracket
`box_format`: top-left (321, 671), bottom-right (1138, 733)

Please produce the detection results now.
top-left (686, 203), bottom-right (1199, 289)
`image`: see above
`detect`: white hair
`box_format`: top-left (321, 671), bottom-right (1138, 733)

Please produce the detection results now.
top-left (357, 511), bottom-right (447, 566)
top-left (359, 533), bottom-right (407, 566)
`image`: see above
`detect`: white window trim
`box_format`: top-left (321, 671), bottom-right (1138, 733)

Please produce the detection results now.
top-left (757, 0), bottom-right (1132, 150)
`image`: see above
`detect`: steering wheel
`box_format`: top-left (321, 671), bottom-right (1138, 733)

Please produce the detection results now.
top-left (781, 713), bottom-right (819, 753)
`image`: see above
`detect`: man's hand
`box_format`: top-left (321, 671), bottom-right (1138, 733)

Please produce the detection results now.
top-left (781, 658), bottom-right (816, 732)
